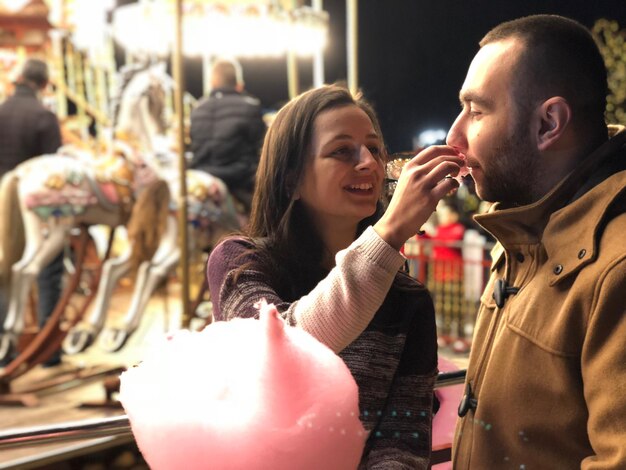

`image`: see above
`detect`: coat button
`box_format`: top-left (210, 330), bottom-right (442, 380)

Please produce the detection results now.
top-left (516, 252), bottom-right (525, 263)
top-left (553, 264), bottom-right (563, 275)
top-left (578, 249), bottom-right (586, 259)
top-left (458, 382), bottom-right (478, 417)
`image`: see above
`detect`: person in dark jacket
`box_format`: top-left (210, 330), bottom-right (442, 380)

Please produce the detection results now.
top-left (189, 58), bottom-right (266, 213)
top-left (0, 58), bottom-right (63, 367)
top-left (0, 58), bottom-right (62, 176)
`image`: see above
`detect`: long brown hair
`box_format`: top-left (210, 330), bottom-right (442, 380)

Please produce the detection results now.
top-left (243, 84), bottom-right (387, 299)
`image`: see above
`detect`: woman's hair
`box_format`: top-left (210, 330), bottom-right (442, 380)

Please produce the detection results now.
top-left (243, 84), bottom-right (387, 299)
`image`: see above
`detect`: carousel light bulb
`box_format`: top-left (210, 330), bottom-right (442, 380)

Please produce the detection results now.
top-left (112, 1), bottom-right (328, 58)
top-left (2, 0), bottom-right (30, 12)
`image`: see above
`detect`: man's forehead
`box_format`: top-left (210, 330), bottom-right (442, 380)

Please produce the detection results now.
top-left (470, 38), bottom-right (521, 73)
top-left (460, 38), bottom-right (522, 100)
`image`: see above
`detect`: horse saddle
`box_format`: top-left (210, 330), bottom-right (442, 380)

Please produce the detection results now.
top-left (18, 156), bottom-right (99, 221)
top-left (94, 154), bottom-right (135, 206)
top-left (173, 170), bottom-right (232, 229)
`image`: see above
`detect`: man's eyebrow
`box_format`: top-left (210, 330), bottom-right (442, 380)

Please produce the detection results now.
top-left (459, 90), bottom-right (494, 109)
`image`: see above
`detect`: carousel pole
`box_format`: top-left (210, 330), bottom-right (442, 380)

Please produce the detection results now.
top-left (65, 41), bottom-right (77, 105)
top-left (50, 30), bottom-right (68, 119)
top-left (287, 0), bottom-right (300, 99)
top-left (346, 0), bottom-right (358, 95)
top-left (94, 54), bottom-right (108, 141)
top-left (312, 0), bottom-right (325, 88)
top-left (74, 46), bottom-right (87, 122)
top-left (172, 0), bottom-right (191, 328)
top-left (202, 53), bottom-right (212, 96)
top-left (104, 27), bottom-right (118, 113)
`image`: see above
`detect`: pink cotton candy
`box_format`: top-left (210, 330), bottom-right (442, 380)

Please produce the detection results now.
top-left (119, 301), bottom-right (366, 470)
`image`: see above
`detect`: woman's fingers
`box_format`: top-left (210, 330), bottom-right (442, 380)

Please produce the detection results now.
top-left (401, 160), bottom-right (462, 192)
top-left (400, 146), bottom-right (464, 180)
top-left (375, 146), bottom-right (463, 249)
top-left (409, 144), bottom-right (463, 166)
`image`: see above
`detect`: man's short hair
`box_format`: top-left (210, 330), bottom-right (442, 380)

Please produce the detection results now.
top-left (480, 15), bottom-right (608, 129)
top-left (211, 58), bottom-right (243, 89)
top-left (20, 58), bottom-right (49, 89)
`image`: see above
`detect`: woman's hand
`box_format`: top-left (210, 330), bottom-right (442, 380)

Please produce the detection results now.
top-left (374, 145), bottom-right (464, 250)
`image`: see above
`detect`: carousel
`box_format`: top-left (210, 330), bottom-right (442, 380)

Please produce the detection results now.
top-left (0, 1), bottom-right (472, 468)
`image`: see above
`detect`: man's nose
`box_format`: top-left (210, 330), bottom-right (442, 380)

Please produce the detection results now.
top-left (446, 113), bottom-right (466, 151)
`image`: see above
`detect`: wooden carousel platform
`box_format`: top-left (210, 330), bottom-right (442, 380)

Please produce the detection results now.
top-left (0, 279), bottom-right (189, 469)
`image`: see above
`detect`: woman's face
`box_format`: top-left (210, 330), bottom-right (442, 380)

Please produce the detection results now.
top-left (297, 104), bottom-right (384, 232)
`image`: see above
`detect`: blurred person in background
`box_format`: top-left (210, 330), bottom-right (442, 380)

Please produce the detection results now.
top-left (0, 58), bottom-right (63, 367)
top-left (420, 200), bottom-right (468, 353)
top-left (189, 58), bottom-right (266, 214)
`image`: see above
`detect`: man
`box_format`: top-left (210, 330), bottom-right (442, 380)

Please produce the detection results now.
top-left (0, 58), bottom-right (63, 366)
top-left (446, 15), bottom-right (626, 468)
top-left (189, 58), bottom-right (266, 213)
top-left (0, 58), bottom-right (61, 175)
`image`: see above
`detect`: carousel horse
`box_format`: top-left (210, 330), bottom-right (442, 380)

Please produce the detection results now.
top-left (0, 140), bottom-right (168, 371)
top-left (63, 62), bottom-right (242, 355)
top-left (0, 62), bottom-right (179, 373)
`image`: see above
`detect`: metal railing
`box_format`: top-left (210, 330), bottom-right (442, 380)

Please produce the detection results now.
top-left (404, 233), bottom-right (493, 347)
top-left (0, 370), bottom-right (466, 451)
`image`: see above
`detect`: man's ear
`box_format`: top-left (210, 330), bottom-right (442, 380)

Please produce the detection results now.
top-left (535, 97), bottom-right (571, 151)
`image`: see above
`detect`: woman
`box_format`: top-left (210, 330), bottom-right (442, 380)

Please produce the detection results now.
top-left (207, 84), bottom-right (462, 468)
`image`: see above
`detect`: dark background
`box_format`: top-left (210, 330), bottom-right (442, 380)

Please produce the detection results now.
top-left (116, 0), bottom-right (626, 153)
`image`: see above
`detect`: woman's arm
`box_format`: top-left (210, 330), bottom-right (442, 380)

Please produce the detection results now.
top-left (207, 226), bottom-right (405, 353)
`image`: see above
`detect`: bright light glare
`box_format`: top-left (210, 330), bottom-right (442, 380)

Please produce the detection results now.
top-left (72, 0), bottom-right (117, 63)
top-left (2, 0), bottom-right (30, 11)
top-left (417, 129), bottom-right (448, 147)
top-left (113, 3), bottom-right (328, 58)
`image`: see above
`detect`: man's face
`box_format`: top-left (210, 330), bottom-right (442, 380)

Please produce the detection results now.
top-left (447, 38), bottom-right (541, 206)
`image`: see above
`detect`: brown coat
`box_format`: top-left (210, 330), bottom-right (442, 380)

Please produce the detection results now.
top-left (453, 127), bottom-right (626, 469)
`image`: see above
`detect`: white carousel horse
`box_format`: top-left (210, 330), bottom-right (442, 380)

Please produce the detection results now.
top-left (0, 139), bottom-right (168, 364)
top-left (0, 62), bottom-right (175, 367)
top-left (63, 62), bottom-right (241, 354)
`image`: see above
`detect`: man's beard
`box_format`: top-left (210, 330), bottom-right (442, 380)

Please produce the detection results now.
top-left (476, 118), bottom-right (541, 207)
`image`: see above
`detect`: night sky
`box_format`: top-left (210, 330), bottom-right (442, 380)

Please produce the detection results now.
top-left (117, 1), bottom-right (626, 153)
top-left (236, 0), bottom-right (626, 153)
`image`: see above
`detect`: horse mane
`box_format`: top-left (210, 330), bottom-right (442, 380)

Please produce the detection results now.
top-left (0, 172), bottom-right (25, 290)
top-left (110, 61), bottom-right (152, 128)
top-left (113, 62), bottom-right (170, 152)
top-left (126, 179), bottom-right (171, 275)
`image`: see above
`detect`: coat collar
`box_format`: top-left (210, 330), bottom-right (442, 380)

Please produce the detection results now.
top-left (476, 126), bottom-right (626, 283)
top-left (14, 83), bottom-right (38, 98)
top-left (209, 87), bottom-right (241, 98)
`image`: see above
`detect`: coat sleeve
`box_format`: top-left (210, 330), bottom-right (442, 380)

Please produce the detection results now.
top-left (248, 103), bottom-right (266, 150)
top-left (581, 257), bottom-right (626, 469)
top-left (36, 110), bottom-right (62, 155)
top-left (207, 227), bottom-right (406, 353)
